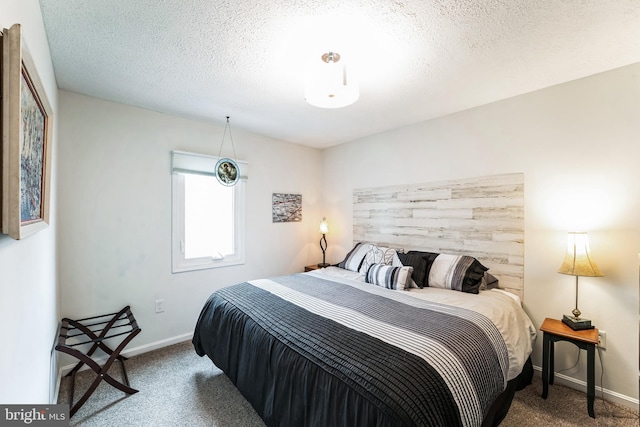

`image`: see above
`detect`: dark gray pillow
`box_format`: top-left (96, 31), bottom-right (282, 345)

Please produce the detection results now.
top-left (480, 272), bottom-right (500, 291)
top-left (406, 251), bottom-right (440, 287)
top-left (397, 252), bottom-right (428, 288)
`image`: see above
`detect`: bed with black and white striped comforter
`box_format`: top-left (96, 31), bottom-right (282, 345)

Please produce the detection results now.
top-left (193, 269), bottom-right (536, 427)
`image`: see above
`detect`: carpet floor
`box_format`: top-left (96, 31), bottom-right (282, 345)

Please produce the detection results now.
top-left (58, 340), bottom-right (639, 426)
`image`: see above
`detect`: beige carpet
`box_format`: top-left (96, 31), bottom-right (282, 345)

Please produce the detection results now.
top-left (502, 373), bottom-right (638, 427)
top-left (58, 340), bottom-right (638, 426)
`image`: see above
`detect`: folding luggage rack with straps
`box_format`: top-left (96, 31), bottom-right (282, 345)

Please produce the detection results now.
top-left (55, 306), bottom-right (141, 416)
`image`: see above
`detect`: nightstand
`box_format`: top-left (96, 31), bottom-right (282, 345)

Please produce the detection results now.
top-left (304, 264), bottom-right (326, 272)
top-left (540, 317), bottom-right (599, 418)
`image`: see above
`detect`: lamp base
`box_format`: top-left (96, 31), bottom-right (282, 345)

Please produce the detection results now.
top-left (562, 314), bottom-right (594, 330)
top-left (317, 263), bottom-right (330, 268)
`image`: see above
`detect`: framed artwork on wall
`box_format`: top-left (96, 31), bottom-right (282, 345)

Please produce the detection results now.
top-left (1, 24), bottom-right (53, 239)
top-left (272, 193), bottom-right (302, 223)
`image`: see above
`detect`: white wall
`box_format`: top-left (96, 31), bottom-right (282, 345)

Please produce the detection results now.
top-left (323, 63), bottom-right (640, 405)
top-left (0, 0), bottom-right (59, 404)
top-left (56, 91), bottom-right (323, 359)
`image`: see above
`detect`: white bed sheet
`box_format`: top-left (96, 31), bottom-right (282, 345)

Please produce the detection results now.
top-left (306, 266), bottom-right (537, 381)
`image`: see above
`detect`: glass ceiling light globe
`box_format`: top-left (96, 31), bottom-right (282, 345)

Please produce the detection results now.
top-left (305, 52), bottom-right (359, 109)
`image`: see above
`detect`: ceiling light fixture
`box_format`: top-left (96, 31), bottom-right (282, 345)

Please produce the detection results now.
top-left (305, 52), bottom-right (359, 109)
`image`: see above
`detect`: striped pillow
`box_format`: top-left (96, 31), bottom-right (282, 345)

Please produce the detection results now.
top-left (337, 242), bottom-right (370, 272)
top-left (365, 264), bottom-right (414, 290)
top-left (427, 254), bottom-right (488, 294)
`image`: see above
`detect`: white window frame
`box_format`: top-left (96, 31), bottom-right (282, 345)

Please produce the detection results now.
top-left (171, 150), bottom-right (247, 273)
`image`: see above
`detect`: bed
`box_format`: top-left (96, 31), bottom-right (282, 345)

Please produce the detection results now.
top-left (192, 244), bottom-right (537, 427)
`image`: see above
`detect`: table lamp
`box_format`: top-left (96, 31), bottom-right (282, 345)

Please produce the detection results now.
top-left (557, 232), bottom-right (603, 330)
top-left (319, 217), bottom-right (329, 267)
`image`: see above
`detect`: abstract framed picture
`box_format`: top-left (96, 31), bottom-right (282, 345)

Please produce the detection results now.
top-left (272, 193), bottom-right (302, 223)
top-left (1, 24), bottom-right (53, 239)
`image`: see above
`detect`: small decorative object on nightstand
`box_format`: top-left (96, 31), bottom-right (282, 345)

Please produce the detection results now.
top-left (540, 317), bottom-right (599, 418)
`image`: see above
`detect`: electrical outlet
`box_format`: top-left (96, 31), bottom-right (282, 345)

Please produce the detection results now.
top-left (598, 330), bottom-right (606, 350)
top-left (155, 299), bottom-right (165, 313)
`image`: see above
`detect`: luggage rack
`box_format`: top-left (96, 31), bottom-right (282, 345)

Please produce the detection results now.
top-left (55, 306), bottom-right (141, 416)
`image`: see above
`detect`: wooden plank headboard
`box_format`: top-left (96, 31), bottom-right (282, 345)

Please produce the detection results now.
top-left (353, 173), bottom-right (524, 299)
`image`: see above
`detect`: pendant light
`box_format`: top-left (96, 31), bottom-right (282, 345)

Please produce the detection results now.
top-left (305, 52), bottom-right (359, 109)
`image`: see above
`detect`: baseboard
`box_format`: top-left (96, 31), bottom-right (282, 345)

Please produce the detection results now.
top-left (532, 365), bottom-right (639, 412)
top-left (53, 367), bottom-right (63, 405)
top-left (58, 332), bottom-right (193, 377)
top-left (51, 350), bottom-right (60, 405)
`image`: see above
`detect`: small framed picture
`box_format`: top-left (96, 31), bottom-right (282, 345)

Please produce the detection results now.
top-left (272, 193), bottom-right (302, 222)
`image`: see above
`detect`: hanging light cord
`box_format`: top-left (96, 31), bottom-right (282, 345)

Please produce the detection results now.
top-left (217, 116), bottom-right (238, 161)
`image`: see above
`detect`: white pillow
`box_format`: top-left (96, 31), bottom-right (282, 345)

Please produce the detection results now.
top-left (358, 244), bottom-right (402, 274)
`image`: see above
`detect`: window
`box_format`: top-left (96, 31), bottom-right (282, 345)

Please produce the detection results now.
top-left (171, 151), bottom-right (247, 273)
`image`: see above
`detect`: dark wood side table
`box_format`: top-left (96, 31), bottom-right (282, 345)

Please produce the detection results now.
top-left (540, 317), bottom-right (599, 418)
top-left (304, 264), bottom-right (329, 272)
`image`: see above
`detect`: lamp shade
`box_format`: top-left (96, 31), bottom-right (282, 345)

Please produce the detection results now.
top-left (319, 217), bottom-right (329, 234)
top-left (557, 232), bottom-right (603, 277)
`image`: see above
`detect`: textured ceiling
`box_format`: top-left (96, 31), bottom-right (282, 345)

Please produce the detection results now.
top-left (38, 0), bottom-right (640, 148)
